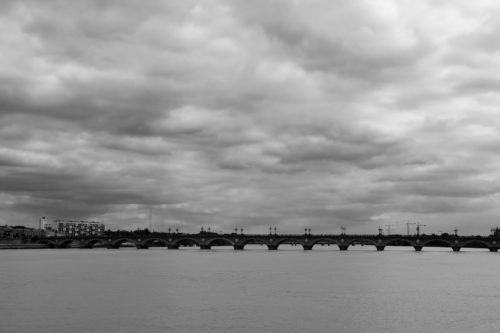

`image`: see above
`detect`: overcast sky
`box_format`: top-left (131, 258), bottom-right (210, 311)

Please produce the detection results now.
top-left (2, 0), bottom-right (500, 235)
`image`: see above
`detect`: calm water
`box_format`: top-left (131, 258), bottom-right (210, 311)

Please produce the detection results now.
top-left (1, 246), bottom-right (500, 333)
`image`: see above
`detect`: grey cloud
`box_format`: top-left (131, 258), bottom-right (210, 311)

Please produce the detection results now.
top-left (231, 0), bottom-right (431, 82)
top-left (454, 77), bottom-right (500, 95)
top-left (1, 1), bottom-right (500, 234)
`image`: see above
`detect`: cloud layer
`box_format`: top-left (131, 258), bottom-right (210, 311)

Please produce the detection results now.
top-left (2, 0), bottom-right (500, 235)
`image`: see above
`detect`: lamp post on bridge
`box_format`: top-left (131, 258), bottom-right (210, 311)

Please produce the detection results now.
top-left (308, 228), bottom-right (311, 236)
top-left (454, 227), bottom-right (458, 237)
top-left (378, 227), bottom-right (383, 236)
top-left (240, 228), bottom-right (244, 235)
top-left (340, 226), bottom-right (346, 235)
top-left (274, 227), bottom-right (277, 236)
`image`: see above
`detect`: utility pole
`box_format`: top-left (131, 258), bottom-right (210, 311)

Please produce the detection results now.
top-left (406, 221), bottom-right (416, 236)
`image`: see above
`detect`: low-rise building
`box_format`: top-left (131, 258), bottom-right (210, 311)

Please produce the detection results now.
top-left (44, 220), bottom-right (105, 237)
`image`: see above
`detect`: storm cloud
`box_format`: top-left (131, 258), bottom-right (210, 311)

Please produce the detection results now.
top-left (2, 0), bottom-right (500, 235)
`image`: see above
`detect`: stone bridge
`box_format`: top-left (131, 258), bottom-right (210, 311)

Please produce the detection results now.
top-left (35, 233), bottom-right (500, 252)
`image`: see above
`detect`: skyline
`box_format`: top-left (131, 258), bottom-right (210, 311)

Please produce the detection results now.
top-left (2, 0), bottom-right (500, 235)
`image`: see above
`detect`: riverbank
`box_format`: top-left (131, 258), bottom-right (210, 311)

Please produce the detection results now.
top-left (0, 239), bottom-right (48, 249)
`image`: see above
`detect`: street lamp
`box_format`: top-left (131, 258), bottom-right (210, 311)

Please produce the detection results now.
top-left (274, 227), bottom-right (277, 236)
top-left (240, 228), bottom-right (244, 235)
top-left (308, 228), bottom-right (311, 236)
top-left (340, 226), bottom-right (346, 235)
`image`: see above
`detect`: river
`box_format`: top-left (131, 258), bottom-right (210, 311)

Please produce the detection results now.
top-left (1, 246), bottom-right (499, 333)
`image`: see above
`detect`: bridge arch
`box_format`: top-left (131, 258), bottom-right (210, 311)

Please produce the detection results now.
top-left (141, 238), bottom-right (168, 247)
top-left (206, 238), bottom-right (235, 247)
top-left (171, 238), bottom-right (201, 248)
top-left (81, 238), bottom-right (108, 248)
top-left (110, 238), bottom-right (138, 249)
top-left (310, 238), bottom-right (338, 248)
top-left (347, 238), bottom-right (378, 247)
top-left (459, 239), bottom-right (491, 250)
top-left (383, 238), bottom-right (417, 247)
top-left (56, 239), bottom-right (81, 248)
top-left (421, 239), bottom-right (454, 248)
top-left (238, 238), bottom-right (271, 249)
top-left (274, 238), bottom-right (304, 249)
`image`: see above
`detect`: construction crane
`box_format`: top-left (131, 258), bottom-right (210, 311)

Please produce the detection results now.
top-left (385, 224), bottom-right (392, 236)
top-left (406, 221), bottom-right (416, 236)
top-left (416, 223), bottom-right (427, 236)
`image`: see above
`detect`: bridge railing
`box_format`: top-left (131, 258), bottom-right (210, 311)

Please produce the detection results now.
top-left (25, 232), bottom-right (500, 241)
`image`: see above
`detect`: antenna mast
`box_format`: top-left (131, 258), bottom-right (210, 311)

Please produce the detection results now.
top-left (149, 207), bottom-right (152, 232)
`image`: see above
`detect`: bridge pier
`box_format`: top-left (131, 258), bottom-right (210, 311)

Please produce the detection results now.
top-left (107, 244), bottom-right (120, 249)
top-left (167, 245), bottom-right (179, 250)
top-left (200, 245), bottom-right (211, 250)
top-left (136, 244), bottom-right (149, 249)
top-left (303, 245), bottom-right (313, 250)
top-left (268, 245), bottom-right (278, 250)
top-left (338, 245), bottom-right (349, 251)
top-left (414, 246), bottom-right (422, 252)
top-left (489, 248), bottom-right (498, 252)
top-left (233, 244), bottom-right (244, 250)
top-left (452, 246), bottom-right (461, 252)
top-left (376, 246), bottom-right (385, 251)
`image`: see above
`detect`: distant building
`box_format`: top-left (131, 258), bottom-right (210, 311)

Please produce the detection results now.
top-left (44, 220), bottom-right (105, 237)
top-left (0, 225), bottom-right (45, 238)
